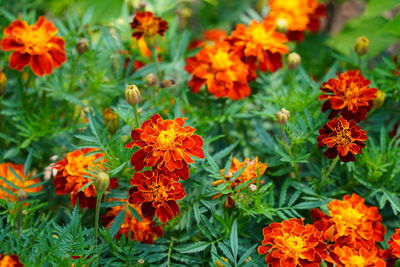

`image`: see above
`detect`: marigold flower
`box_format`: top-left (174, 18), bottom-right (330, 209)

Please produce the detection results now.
top-left (185, 41), bottom-right (251, 100)
top-left (311, 194), bottom-right (385, 245)
top-left (212, 157), bottom-right (267, 208)
top-left (0, 16), bottom-right (67, 76)
top-left (130, 11), bottom-right (168, 40)
top-left (327, 243), bottom-right (386, 267)
top-left (317, 116), bottom-right (367, 162)
top-left (258, 218), bottom-right (328, 267)
top-left (52, 148), bottom-right (108, 209)
top-left (0, 254), bottom-right (24, 267)
top-left (388, 229), bottom-right (400, 258)
top-left (319, 70), bottom-right (378, 122)
top-left (0, 163), bottom-right (42, 202)
top-left (188, 29), bottom-right (227, 50)
top-left (102, 199), bottom-right (163, 244)
top-left (128, 170), bottom-right (186, 222)
top-left (228, 20), bottom-right (289, 79)
top-left (126, 113), bottom-right (204, 180)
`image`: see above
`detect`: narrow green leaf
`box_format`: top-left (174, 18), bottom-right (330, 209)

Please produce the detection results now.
top-left (109, 209), bottom-right (126, 237)
top-left (230, 220), bottom-right (238, 261)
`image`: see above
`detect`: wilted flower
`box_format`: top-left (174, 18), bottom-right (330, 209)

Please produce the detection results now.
top-left (354, 36), bottom-right (370, 56)
top-left (130, 11), bottom-right (168, 40)
top-left (276, 108), bottom-right (290, 124)
top-left (0, 254), bottom-right (24, 266)
top-left (160, 79), bottom-right (175, 88)
top-left (317, 116), bottom-right (367, 162)
top-left (0, 163), bottom-right (42, 202)
top-left (76, 38), bottom-right (89, 54)
top-left (319, 70), bottom-right (377, 122)
top-left (144, 73), bottom-right (158, 86)
top-left (0, 16), bottom-right (67, 76)
top-left (103, 108), bottom-right (119, 134)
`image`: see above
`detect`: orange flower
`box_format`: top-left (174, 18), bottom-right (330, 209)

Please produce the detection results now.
top-left (130, 11), bottom-right (168, 40)
top-left (185, 41), bottom-right (251, 100)
top-left (319, 70), bottom-right (378, 122)
top-left (102, 199), bottom-right (163, 244)
top-left (128, 170), bottom-right (186, 223)
top-left (212, 157), bottom-right (268, 208)
top-left (126, 113), bottom-right (204, 180)
top-left (258, 218), bottom-right (328, 267)
top-left (188, 29), bottom-right (228, 50)
top-left (0, 254), bottom-right (24, 267)
top-left (388, 229), bottom-right (400, 258)
top-left (327, 243), bottom-right (386, 267)
top-left (0, 16), bottom-right (67, 76)
top-left (317, 116), bottom-right (367, 162)
top-left (52, 148), bottom-right (107, 209)
top-left (228, 20), bottom-right (289, 80)
top-left (311, 194), bottom-right (385, 245)
top-left (0, 163), bottom-right (42, 201)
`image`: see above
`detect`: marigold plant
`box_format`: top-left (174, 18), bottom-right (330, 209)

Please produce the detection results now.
top-left (0, 16), bottom-right (67, 76)
top-left (130, 11), bottom-right (168, 40)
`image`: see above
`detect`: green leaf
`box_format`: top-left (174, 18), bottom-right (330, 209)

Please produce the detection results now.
top-left (24, 149), bottom-right (33, 177)
top-left (127, 205), bottom-right (142, 222)
top-left (175, 241), bottom-right (210, 254)
top-left (109, 209), bottom-right (126, 237)
top-left (230, 220), bottom-right (238, 261)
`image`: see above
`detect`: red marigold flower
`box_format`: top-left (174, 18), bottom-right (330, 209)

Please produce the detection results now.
top-left (228, 20), bottom-right (289, 80)
top-left (327, 243), bottom-right (386, 267)
top-left (0, 254), bottom-right (24, 267)
top-left (317, 116), bottom-right (367, 162)
top-left (319, 70), bottom-right (378, 122)
top-left (128, 170), bottom-right (186, 223)
top-left (212, 157), bottom-right (268, 208)
top-left (0, 163), bottom-right (42, 202)
top-left (130, 11), bottom-right (168, 40)
top-left (126, 113), bottom-right (204, 180)
top-left (388, 229), bottom-right (400, 259)
top-left (185, 41), bottom-right (251, 100)
top-left (52, 148), bottom-right (108, 209)
top-left (311, 194), bottom-right (385, 245)
top-left (102, 199), bottom-right (163, 244)
top-left (258, 218), bottom-right (328, 267)
top-left (0, 16), bottom-right (67, 76)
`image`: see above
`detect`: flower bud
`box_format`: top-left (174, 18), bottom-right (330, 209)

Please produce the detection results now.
top-left (144, 73), bottom-right (158, 86)
top-left (287, 52), bottom-right (301, 70)
top-left (160, 79), bottom-right (175, 88)
top-left (0, 72), bottom-right (6, 95)
top-left (354, 36), bottom-right (369, 56)
top-left (276, 18), bottom-right (289, 34)
top-left (103, 108), bottom-right (119, 134)
top-left (125, 84), bottom-right (141, 105)
top-left (249, 184), bottom-right (257, 192)
top-left (137, 259), bottom-right (145, 265)
top-left (276, 108), bottom-right (290, 124)
top-left (244, 257), bottom-right (252, 263)
top-left (373, 90), bottom-right (385, 110)
top-left (76, 38), bottom-right (89, 54)
top-left (95, 172), bottom-right (110, 195)
top-left (16, 188), bottom-right (27, 201)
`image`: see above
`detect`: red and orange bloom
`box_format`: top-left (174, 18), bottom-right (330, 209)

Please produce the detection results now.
top-left (212, 157), bottom-right (268, 208)
top-left (319, 70), bottom-right (378, 122)
top-left (126, 113), bottom-right (204, 180)
top-left (185, 41), bottom-right (251, 100)
top-left (0, 254), bottom-right (24, 267)
top-left (228, 20), bottom-right (289, 80)
top-left (128, 171), bottom-right (186, 223)
top-left (326, 243), bottom-right (386, 267)
top-left (188, 29), bottom-right (228, 50)
top-left (258, 218), bottom-right (328, 267)
top-left (388, 229), bottom-right (400, 258)
top-left (317, 116), bottom-right (367, 162)
top-left (52, 148), bottom-right (107, 209)
top-left (0, 163), bottom-right (42, 202)
top-left (311, 194), bottom-right (385, 245)
top-left (0, 16), bottom-right (67, 76)
top-left (102, 199), bottom-right (163, 244)
top-left (130, 11), bottom-right (168, 40)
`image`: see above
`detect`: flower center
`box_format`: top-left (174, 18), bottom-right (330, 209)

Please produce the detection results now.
top-left (348, 255), bottom-right (366, 266)
top-left (333, 207), bottom-right (363, 228)
top-left (150, 182), bottom-right (170, 204)
top-left (333, 122), bottom-right (353, 146)
top-left (212, 49), bottom-right (232, 70)
top-left (283, 235), bottom-right (306, 255)
top-left (157, 130), bottom-right (177, 149)
top-left (21, 28), bottom-right (53, 55)
top-left (139, 19), bottom-right (159, 36)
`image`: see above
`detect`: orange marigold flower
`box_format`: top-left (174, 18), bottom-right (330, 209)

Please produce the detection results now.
top-left (258, 218), bottom-right (328, 267)
top-left (128, 170), bottom-right (186, 223)
top-left (319, 70), bottom-right (378, 122)
top-left (185, 41), bottom-right (251, 100)
top-left (327, 243), bottom-right (386, 267)
top-left (212, 157), bottom-right (268, 208)
top-left (188, 29), bottom-right (227, 50)
top-left (126, 113), bottom-right (204, 180)
top-left (311, 194), bottom-right (385, 245)
top-left (52, 148), bottom-right (107, 209)
top-left (130, 11), bottom-right (168, 40)
top-left (228, 20), bottom-right (289, 80)
top-left (102, 199), bottom-right (163, 244)
top-left (0, 16), bottom-right (67, 76)
top-left (317, 116), bottom-right (367, 162)
top-left (0, 254), bottom-right (24, 267)
top-left (0, 163), bottom-right (42, 202)
top-left (388, 229), bottom-right (400, 259)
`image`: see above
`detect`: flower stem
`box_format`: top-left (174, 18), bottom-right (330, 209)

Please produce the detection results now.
top-left (94, 192), bottom-right (103, 264)
top-left (68, 54), bottom-right (81, 91)
top-left (132, 104), bottom-right (140, 128)
top-left (280, 124), bottom-right (288, 146)
top-left (320, 157), bottom-right (339, 189)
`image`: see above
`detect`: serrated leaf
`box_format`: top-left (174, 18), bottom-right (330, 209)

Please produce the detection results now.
top-left (109, 209), bottom-right (126, 237)
top-left (230, 220), bottom-right (238, 261)
top-left (175, 241), bottom-right (210, 253)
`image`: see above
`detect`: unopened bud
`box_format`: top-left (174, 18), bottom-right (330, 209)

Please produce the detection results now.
top-left (276, 108), bottom-right (290, 124)
top-left (276, 18), bottom-right (288, 34)
top-left (103, 108), bottom-right (119, 134)
top-left (16, 189), bottom-right (27, 201)
top-left (160, 79), bottom-right (175, 88)
top-left (0, 72), bottom-right (6, 95)
top-left (95, 172), bottom-right (110, 194)
top-left (354, 36), bottom-right (369, 56)
top-left (137, 258), bottom-right (145, 264)
top-left (144, 73), bottom-right (158, 86)
top-left (125, 84), bottom-right (141, 105)
top-left (373, 90), bottom-right (385, 109)
top-left (244, 256), bottom-right (252, 263)
top-left (179, 7), bottom-right (192, 18)
top-left (287, 52), bottom-right (301, 70)
top-left (120, 135), bottom-right (130, 143)
top-left (76, 38), bottom-right (89, 55)
top-left (249, 184), bottom-right (257, 192)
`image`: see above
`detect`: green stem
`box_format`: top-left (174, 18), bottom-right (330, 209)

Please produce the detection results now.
top-left (280, 124), bottom-right (288, 146)
top-left (320, 157), bottom-right (339, 189)
top-left (132, 104), bottom-right (140, 128)
top-left (17, 203), bottom-right (22, 236)
top-left (94, 192), bottom-right (103, 264)
top-left (152, 45), bottom-right (161, 80)
top-left (69, 55), bottom-right (81, 91)
top-left (166, 238), bottom-right (175, 267)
